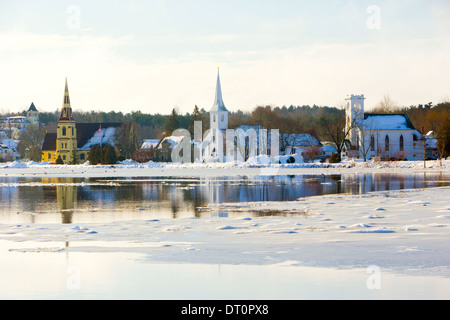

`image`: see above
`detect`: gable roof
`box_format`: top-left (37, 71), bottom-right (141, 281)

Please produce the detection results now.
top-left (40, 123), bottom-right (122, 152)
top-left (156, 136), bottom-right (185, 150)
top-left (76, 123), bottom-right (122, 149)
top-left (141, 139), bottom-right (160, 149)
top-left (282, 133), bottom-right (322, 147)
top-left (363, 114), bottom-right (416, 130)
top-left (41, 133), bottom-right (57, 151)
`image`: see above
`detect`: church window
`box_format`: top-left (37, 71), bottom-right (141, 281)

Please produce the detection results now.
top-left (221, 114), bottom-right (224, 122)
top-left (62, 127), bottom-right (66, 136)
top-left (370, 136), bottom-right (375, 152)
top-left (399, 135), bottom-right (404, 152)
top-left (385, 135), bottom-right (390, 152)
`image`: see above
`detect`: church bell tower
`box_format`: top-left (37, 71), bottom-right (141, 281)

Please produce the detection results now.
top-left (56, 78), bottom-right (77, 163)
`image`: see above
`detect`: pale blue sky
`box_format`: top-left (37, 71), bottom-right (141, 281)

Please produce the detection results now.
top-left (0, 0), bottom-right (449, 114)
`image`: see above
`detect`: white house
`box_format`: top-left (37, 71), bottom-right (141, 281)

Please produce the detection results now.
top-left (343, 94), bottom-right (423, 161)
top-left (282, 133), bottom-right (322, 155)
top-left (0, 144), bottom-right (20, 162)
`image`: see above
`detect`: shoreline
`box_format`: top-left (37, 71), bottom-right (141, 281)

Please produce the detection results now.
top-left (0, 159), bottom-right (449, 178)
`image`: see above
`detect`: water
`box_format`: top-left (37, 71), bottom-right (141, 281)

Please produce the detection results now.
top-left (0, 172), bottom-right (449, 224)
top-left (2, 240), bottom-right (449, 300)
top-left (1, 172), bottom-right (450, 300)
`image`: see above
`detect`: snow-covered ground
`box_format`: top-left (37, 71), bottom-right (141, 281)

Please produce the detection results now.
top-left (0, 157), bottom-right (449, 178)
top-left (0, 158), bottom-right (449, 299)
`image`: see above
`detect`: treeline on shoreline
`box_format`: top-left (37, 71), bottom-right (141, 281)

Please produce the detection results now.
top-left (4, 101), bottom-right (450, 143)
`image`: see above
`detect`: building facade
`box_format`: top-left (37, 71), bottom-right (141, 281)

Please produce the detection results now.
top-left (343, 94), bottom-right (423, 161)
top-left (56, 78), bottom-right (78, 163)
top-left (41, 79), bottom-right (122, 164)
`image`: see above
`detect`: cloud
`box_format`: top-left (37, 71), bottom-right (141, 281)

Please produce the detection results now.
top-left (0, 28), bottom-right (448, 115)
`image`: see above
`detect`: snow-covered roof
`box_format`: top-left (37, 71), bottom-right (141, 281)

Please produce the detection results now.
top-left (362, 114), bottom-right (416, 131)
top-left (282, 133), bottom-right (322, 147)
top-left (426, 138), bottom-right (437, 149)
top-left (322, 144), bottom-right (337, 152)
top-left (79, 127), bottom-right (117, 151)
top-left (0, 144), bottom-right (17, 152)
top-left (235, 125), bottom-right (264, 132)
top-left (0, 138), bottom-right (18, 149)
top-left (0, 116), bottom-right (30, 124)
top-left (141, 139), bottom-right (160, 149)
top-left (157, 136), bottom-right (186, 149)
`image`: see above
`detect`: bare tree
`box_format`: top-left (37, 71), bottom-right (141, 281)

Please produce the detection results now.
top-left (355, 110), bottom-right (379, 161)
top-left (372, 95), bottom-right (399, 114)
top-left (17, 124), bottom-right (46, 162)
top-left (318, 106), bottom-right (355, 160)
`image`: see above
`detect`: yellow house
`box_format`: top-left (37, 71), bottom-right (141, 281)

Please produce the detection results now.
top-left (41, 132), bottom-right (57, 163)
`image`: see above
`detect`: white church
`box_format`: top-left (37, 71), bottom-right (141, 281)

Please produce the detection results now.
top-left (342, 94), bottom-right (424, 161)
top-left (204, 70), bottom-right (323, 163)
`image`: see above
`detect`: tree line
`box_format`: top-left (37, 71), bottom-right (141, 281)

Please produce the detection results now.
top-left (2, 99), bottom-right (449, 162)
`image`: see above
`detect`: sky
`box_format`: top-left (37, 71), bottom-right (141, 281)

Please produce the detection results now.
top-left (0, 0), bottom-right (449, 115)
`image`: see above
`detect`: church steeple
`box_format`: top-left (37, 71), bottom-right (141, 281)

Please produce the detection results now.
top-left (59, 77), bottom-right (75, 121)
top-left (56, 77), bottom-right (77, 164)
top-left (209, 69), bottom-right (228, 131)
top-left (211, 68), bottom-right (228, 112)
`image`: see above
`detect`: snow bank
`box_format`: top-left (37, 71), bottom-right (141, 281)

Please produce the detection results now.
top-left (0, 158), bottom-right (449, 178)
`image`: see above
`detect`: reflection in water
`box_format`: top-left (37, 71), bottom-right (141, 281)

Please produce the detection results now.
top-left (0, 173), bottom-right (449, 223)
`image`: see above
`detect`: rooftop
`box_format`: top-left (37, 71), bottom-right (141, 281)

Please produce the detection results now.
top-left (362, 114), bottom-right (417, 131)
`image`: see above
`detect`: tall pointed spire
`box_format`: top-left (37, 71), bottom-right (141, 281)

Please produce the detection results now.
top-left (59, 77), bottom-right (75, 121)
top-left (211, 68), bottom-right (227, 112)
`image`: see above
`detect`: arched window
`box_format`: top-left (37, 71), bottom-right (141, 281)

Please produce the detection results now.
top-left (62, 127), bottom-right (66, 136)
top-left (399, 135), bottom-right (404, 152)
top-left (221, 114), bottom-right (224, 122)
top-left (370, 136), bottom-right (375, 152)
top-left (385, 135), bottom-right (390, 152)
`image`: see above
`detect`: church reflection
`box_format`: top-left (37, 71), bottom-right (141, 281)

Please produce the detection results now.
top-left (1, 172), bottom-right (449, 223)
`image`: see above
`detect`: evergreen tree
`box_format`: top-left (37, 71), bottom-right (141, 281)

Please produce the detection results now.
top-left (56, 155), bottom-right (64, 164)
top-left (88, 145), bottom-right (101, 165)
top-left (71, 149), bottom-right (78, 165)
top-left (102, 144), bottom-right (117, 164)
top-left (165, 108), bottom-right (180, 135)
top-left (188, 105), bottom-right (202, 137)
top-left (117, 121), bottom-right (139, 160)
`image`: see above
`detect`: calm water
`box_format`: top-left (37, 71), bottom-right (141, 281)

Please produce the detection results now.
top-left (0, 173), bottom-right (449, 224)
top-left (2, 240), bottom-right (449, 300)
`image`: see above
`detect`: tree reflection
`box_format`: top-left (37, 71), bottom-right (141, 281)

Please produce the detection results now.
top-left (1, 172), bottom-right (449, 223)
